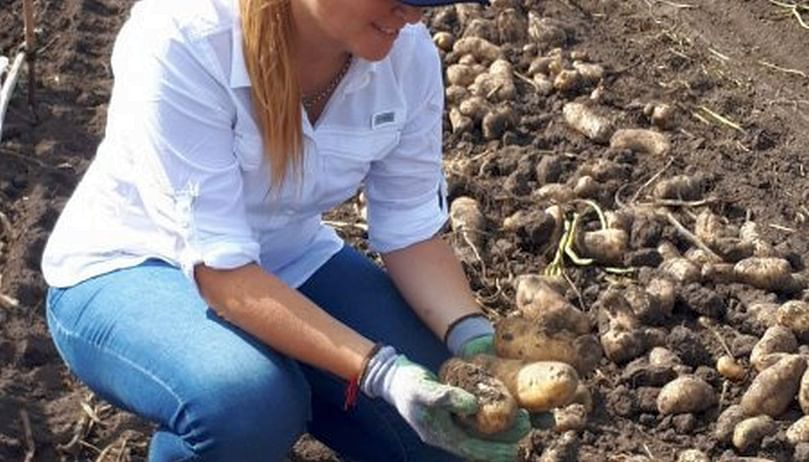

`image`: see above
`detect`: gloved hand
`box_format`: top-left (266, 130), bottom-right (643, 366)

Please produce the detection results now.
top-left (456, 333), bottom-right (495, 359)
top-left (361, 345), bottom-right (528, 462)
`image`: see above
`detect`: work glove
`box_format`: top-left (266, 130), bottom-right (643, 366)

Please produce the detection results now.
top-left (361, 346), bottom-right (529, 462)
top-left (445, 313), bottom-right (496, 359)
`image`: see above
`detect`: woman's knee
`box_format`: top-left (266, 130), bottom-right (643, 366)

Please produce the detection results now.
top-left (185, 359), bottom-right (312, 461)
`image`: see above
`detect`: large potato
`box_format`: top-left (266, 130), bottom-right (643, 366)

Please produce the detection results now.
top-left (750, 325), bottom-right (798, 372)
top-left (741, 354), bottom-right (806, 417)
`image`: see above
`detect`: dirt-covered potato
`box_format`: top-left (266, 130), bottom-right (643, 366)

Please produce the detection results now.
top-left (787, 416), bottom-right (809, 445)
top-left (649, 347), bottom-right (683, 367)
top-left (715, 404), bottom-right (746, 444)
top-left (609, 129), bottom-right (671, 156)
top-left (776, 301), bottom-right (809, 342)
top-left (553, 403), bottom-right (588, 432)
top-left (677, 449), bottom-right (710, 462)
top-left (734, 257), bottom-right (795, 293)
top-left (494, 316), bottom-right (601, 375)
top-left (514, 275), bottom-right (590, 335)
top-left (562, 102), bottom-right (613, 144)
top-left (645, 278), bottom-right (676, 319)
top-left (438, 357), bottom-right (518, 435)
top-left (741, 354), bottom-right (806, 417)
top-left (653, 175), bottom-right (704, 201)
top-left (535, 183), bottom-right (575, 204)
top-left (656, 376), bottom-right (717, 415)
top-left (449, 196), bottom-right (485, 248)
top-left (452, 36), bottom-right (502, 64)
top-left (750, 325), bottom-right (798, 372)
top-left (799, 366), bottom-right (809, 414)
top-left (732, 415), bottom-right (777, 452)
top-left (739, 221), bottom-right (777, 257)
top-left (597, 289), bottom-right (646, 363)
top-left (575, 228), bottom-right (628, 266)
top-left (471, 355), bottom-right (580, 412)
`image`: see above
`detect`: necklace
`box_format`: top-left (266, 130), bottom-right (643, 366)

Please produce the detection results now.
top-left (301, 54), bottom-right (353, 110)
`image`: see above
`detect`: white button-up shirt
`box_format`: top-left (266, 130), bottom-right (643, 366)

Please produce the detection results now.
top-left (41, 0), bottom-right (449, 289)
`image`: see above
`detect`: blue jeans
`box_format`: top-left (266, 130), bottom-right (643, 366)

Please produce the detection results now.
top-left (46, 246), bottom-right (460, 462)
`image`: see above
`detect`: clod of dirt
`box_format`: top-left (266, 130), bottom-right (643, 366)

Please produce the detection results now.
top-left (666, 325), bottom-right (713, 367)
top-left (716, 405), bottom-right (747, 444)
top-left (750, 325), bottom-right (798, 372)
top-left (787, 416), bottom-right (809, 445)
top-left (733, 415), bottom-right (777, 453)
top-left (660, 258), bottom-right (702, 285)
top-left (535, 429), bottom-right (579, 462)
top-left (775, 301), bottom-right (809, 342)
top-left (527, 13), bottom-right (568, 48)
top-left (609, 129), bottom-right (671, 157)
top-left (502, 210), bottom-right (557, 250)
top-left (746, 302), bottom-right (780, 332)
top-left (482, 106), bottom-right (515, 140)
top-left (571, 383), bottom-right (593, 413)
top-left (741, 354), bottom-right (806, 417)
top-left (624, 284), bottom-right (664, 325)
top-left (553, 403), bottom-right (587, 432)
top-left (649, 346), bottom-right (683, 368)
top-left (646, 278), bottom-right (676, 319)
top-left (679, 284), bottom-right (727, 319)
top-left (656, 375), bottom-right (717, 415)
top-left (620, 357), bottom-right (677, 387)
top-left (562, 102), bottom-right (613, 144)
top-left (644, 102), bottom-right (676, 131)
top-left (438, 357), bottom-right (518, 435)
top-left (496, 8), bottom-right (528, 44)
top-left (535, 155), bottom-right (564, 184)
top-left (572, 175), bottom-right (599, 198)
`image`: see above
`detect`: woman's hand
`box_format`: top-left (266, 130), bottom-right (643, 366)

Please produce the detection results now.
top-left (362, 346), bottom-right (529, 461)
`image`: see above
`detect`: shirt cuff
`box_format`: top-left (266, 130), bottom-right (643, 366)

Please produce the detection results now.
top-left (179, 238), bottom-right (261, 283)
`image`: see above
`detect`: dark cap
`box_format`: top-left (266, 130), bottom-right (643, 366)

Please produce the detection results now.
top-left (401, 0), bottom-right (489, 6)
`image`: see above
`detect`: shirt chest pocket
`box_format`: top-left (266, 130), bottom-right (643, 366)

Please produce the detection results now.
top-left (311, 126), bottom-right (401, 210)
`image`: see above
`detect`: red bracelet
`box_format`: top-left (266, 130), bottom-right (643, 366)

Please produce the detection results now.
top-left (343, 343), bottom-right (384, 411)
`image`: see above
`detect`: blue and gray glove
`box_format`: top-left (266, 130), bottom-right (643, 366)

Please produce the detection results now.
top-left (446, 314), bottom-right (496, 359)
top-left (361, 345), bottom-right (529, 462)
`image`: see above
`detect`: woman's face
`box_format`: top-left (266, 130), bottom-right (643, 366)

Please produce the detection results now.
top-left (294, 0), bottom-right (424, 61)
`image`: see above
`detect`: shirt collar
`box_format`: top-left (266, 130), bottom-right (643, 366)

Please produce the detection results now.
top-left (229, 10), bottom-right (380, 92)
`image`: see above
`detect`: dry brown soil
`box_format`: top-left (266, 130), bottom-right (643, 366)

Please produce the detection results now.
top-left (1, 0), bottom-right (808, 461)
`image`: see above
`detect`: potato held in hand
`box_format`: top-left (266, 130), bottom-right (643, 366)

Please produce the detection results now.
top-left (471, 355), bottom-right (580, 412)
top-left (438, 358), bottom-right (518, 435)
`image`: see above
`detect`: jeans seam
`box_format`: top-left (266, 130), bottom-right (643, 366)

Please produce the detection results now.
top-left (47, 307), bottom-right (202, 460)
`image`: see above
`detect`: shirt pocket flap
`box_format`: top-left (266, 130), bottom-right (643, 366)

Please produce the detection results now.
top-left (233, 132), bottom-right (264, 171)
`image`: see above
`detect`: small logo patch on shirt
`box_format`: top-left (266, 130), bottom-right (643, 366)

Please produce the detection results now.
top-left (371, 111), bottom-right (396, 129)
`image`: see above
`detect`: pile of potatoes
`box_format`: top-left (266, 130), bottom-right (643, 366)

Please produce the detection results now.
top-left (430, 2), bottom-right (809, 460)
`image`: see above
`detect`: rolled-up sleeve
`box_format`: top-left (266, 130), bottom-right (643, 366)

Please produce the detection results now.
top-left (364, 36), bottom-right (448, 253)
top-left (108, 12), bottom-right (260, 281)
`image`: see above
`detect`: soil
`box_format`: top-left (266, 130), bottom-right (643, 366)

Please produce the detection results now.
top-left (1, 0), bottom-right (808, 461)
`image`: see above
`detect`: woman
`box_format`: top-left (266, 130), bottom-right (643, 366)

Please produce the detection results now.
top-left (41, 0), bottom-right (529, 460)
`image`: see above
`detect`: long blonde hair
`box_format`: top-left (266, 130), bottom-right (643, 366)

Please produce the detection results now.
top-left (239, 0), bottom-right (302, 187)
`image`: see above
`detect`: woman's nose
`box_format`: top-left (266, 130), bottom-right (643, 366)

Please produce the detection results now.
top-left (394, 3), bottom-right (424, 24)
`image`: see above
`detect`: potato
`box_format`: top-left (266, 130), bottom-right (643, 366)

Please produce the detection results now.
top-left (733, 415), bottom-right (777, 452)
top-left (449, 196), bottom-right (485, 249)
top-left (532, 73), bottom-right (554, 96)
top-left (527, 13), bottom-right (567, 48)
top-left (446, 64), bottom-right (482, 87)
top-left (750, 325), bottom-right (798, 372)
top-left (449, 107), bottom-right (473, 134)
top-left (656, 376), bottom-right (717, 415)
top-left (573, 175), bottom-right (600, 198)
top-left (741, 354), bottom-right (806, 417)
top-left (528, 55), bottom-right (554, 76)
top-left (471, 355), bottom-right (580, 412)
top-left (653, 175), bottom-right (704, 201)
top-left (494, 316), bottom-right (601, 375)
top-left (481, 106), bottom-right (513, 140)
top-left (609, 129), bottom-right (671, 157)
top-left (739, 221), bottom-right (777, 257)
top-left (535, 183), bottom-right (575, 204)
top-left (798, 366), bottom-right (809, 414)
top-left (445, 85), bottom-right (468, 105)
top-left (734, 257), bottom-right (794, 292)
top-left (438, 358), bottom-right (518, 435)
top-left (677, 449), bottom-right (710, 462)
top-left (747, 302), bottom-right (780, 330)
top-left (787, 416), bottom-right (809, 445)
top-left (601, 328), bottom-right (647, 364)
top-left (452, 36), bottom-right (502, 64)
top-left (572, 61), bottom-right (604, 84)
top-left (648, 103), bottom-right (676, 130)
top-left (649, 347), bottom-right (682, 367)
top-left (553, 69), bottom-right (583, 93)
top-left (576, 228), bottom-right (628, 266)
top-left (432, 31), bottom-right (455, 52)
top-left (702, 263), bottom-right (736, 284)
top-left (715, 404), bottom-right (746, 444)
top-left (514, 275), bottom-right (591, 335)
top-left (459, 96), bottom-right (492, 122)
top-left (717, 355), bottom-right (747, 382)
top-left (776, 301), bottom-right (809, 342)
top-left (563, 102), bottom-right (614, 144)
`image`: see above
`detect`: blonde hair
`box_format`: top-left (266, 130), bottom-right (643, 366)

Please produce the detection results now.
top-left (239, 0), bottom-right (302, 188)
